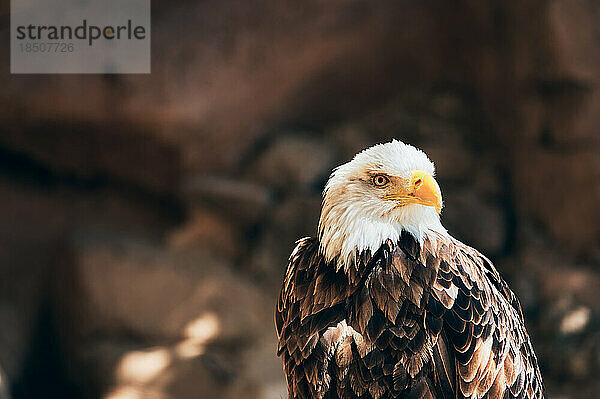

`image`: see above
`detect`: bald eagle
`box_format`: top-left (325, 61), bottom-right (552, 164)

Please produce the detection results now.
top-left (275, 141), bottom-right (544, 399)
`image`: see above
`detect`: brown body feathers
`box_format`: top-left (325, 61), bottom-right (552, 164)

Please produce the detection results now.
top-left (276, 231), bottom-right (544, 399)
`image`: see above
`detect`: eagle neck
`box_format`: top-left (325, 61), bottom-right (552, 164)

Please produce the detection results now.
top-left (319, 207), bottom-right (446, 273)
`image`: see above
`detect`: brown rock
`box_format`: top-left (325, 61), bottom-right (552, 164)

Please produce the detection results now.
top-left (0, 180), bottom-right (66, 381)
top-left (0, 121), bottom-right (180, 195)
top-left (77, 340), bottom-right (263, 399)
top-left (0, 366), bottom-right (10, 399)
top-left (428, 90), bottom-right (471, 121)
top-left (59, 232), bottom-right (267, 342)
top-left (327, 124), bottom-right (372, 161)
top-left (511, 148), bottom-right (600, 254)
top-left (420, 140), bottom-right (474, 182)
top-left (167, 207), bottom-right (241, 260)
top-left (245, 135), bottom-right (336, 192)
top-left (510, 240), bottom-right (600, 390)
top-left (246, 196), bottom-right (321, 285)
top-left (53, 231), bottom-right (282, 399)
top-left (181, 176), bottom-right (273, 227)
top-left (470, 0), bottom-right (600, 256)
top-left (522, 245), bottom-right (600, 312)
top-left (441, 188), bottom-right (507, 256)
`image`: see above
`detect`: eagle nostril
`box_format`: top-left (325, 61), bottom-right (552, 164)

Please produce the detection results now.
top-left (414, 179), bottom-right (422, 187)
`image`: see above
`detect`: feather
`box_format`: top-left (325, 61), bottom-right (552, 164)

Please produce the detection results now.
top-left (276, 228), bottom-right (544, 399)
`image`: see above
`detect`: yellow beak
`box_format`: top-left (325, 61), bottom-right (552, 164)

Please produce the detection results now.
top-left (384, 171), bottom-right (443, 213)
top-left (411, 171), bottom-right (443, 213)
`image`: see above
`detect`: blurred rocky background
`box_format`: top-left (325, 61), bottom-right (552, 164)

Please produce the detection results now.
top-left (0, 0), bottom-right (599, 398)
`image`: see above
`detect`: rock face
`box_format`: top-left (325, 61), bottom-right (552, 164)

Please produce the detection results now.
top-left (245, 134), bottom-right (336, 192)
top-left (0, 1), bottom-right (599, 399)
top-left (53, 231), bottom-right (284, 399)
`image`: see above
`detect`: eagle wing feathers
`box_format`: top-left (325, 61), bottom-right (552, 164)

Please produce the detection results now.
top-left (276, 233), bottom-right (544, 399)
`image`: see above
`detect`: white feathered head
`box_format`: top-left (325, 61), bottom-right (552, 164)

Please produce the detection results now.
top-left (318, 140), bottom-right (444, 270)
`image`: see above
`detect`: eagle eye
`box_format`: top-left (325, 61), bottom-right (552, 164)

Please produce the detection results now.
top-left (372, 174), bottom-right (390, 187)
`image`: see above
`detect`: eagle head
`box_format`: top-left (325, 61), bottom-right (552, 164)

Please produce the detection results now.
top-left (318, 140), bottom-right (445, 270)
